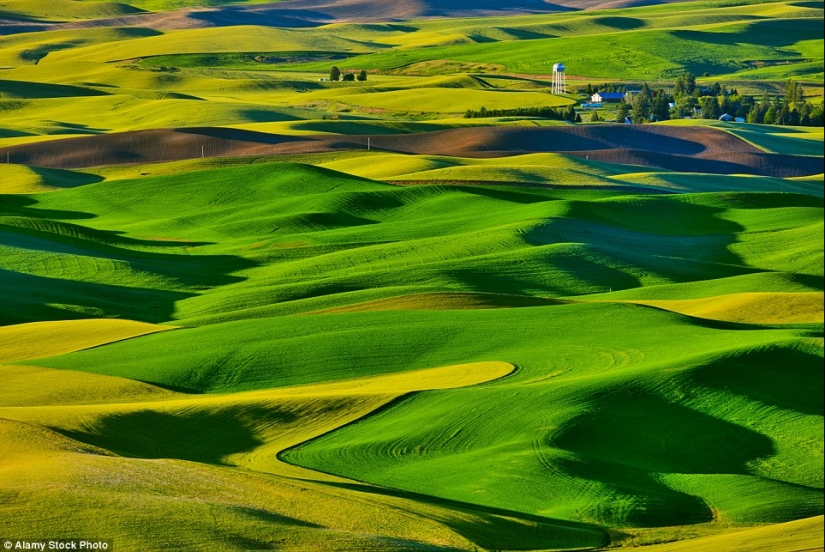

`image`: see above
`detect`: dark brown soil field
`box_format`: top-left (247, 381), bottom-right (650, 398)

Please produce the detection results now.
top-left (2, 125), bottom-right (821, 177)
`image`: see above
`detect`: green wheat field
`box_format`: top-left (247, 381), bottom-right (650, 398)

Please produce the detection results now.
top-left (0, 0), bottom-right (822, 550)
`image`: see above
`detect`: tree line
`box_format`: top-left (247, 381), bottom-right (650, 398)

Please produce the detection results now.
top-left (590, 74), bottom-right (823, 126)
top-left (464, 105), bottom-right (579, 122)
top-left (329, 66), bottom-right (367, 81)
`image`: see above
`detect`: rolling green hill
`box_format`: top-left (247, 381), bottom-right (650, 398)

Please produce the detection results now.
top-left (0, 0), bottom-right (822, 550)
top-left (1, 161), bottom-right (822, 550)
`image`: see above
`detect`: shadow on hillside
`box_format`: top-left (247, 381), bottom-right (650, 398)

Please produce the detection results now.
top-left (552, 389), bottom-right (776, 527)
top-left (57, 406), bottom-right (295, 466)
top-left (592, 16), bottom-right (646, 29)
top-left (225, 506), bottom-right (323, 529)
top-left (303, 479), bottom-right (611, 550)
top-left (688, 345), bottom-right (824, 416)
top-left (458, 186), bottom-right (558, 204)
top-left (4, 223), bottom-right (253, 284)
top-left (28, 166), bottom-right (105, 188)
top-left (0, 197), bottom-right (258, 324)
top-left (1, 195), bottom-right (95, 220)
top-left (0, 269), bottom-right (194, 325)
top-left (673, 18), bottom-right (823, 49)
top-left (237, 109), bottom-right (304, 123)
top-left (440, 230), bottom-right (642, 297)
top-left (3, 219), bottom-right (255, 284)
top-left (187, 7), bottom-right (333, 28)
top-left (521, 196), bottom-right (754, 294)
top-left (564, 149), bottom-right (801, 177)
top-left (0, 23), bottom-right (53, 36)
top-left (44, 121), bottom-right (109, 135)
top-left (0, 129), bottom-right (34, 139)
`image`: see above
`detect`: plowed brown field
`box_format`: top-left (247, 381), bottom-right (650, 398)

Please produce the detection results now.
top-left (3, 125), bottom-right (821, 177)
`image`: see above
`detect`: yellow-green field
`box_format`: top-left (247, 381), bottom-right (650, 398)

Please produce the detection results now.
top-left (0, 0), bottom-right (822, 550)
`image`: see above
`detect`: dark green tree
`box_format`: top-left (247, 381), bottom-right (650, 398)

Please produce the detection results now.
top-left (342, 72), bottom-right (355, 81)
top-left (763, 105), bottom-right (778, 124)
top-left (617, 101), bottom-right (631, 122)
top-left (737, 96), bottom-right (754, 119)
top-left (651, 90), bottom-right (670, 121)
top-left (718, 94), bottom-right (733, 117)
top-left (632, 93), bottom-right (651, 123)
top-left (357, 70), bottom-right (368, 82)
top-left (746, 104), bottom-right (760, 124)
top-left (640, 83), bottom-right (651, 98)
top-left (673, 77), bottom-right (685, 97)
top-left (787, 107), bottom-right (800, 126)
top-left (673, 72), bottom-right (696, 97)
top-left (778, 104), bottom-right (790, 125)
top-left (330, 66), bottom-right (341, 81)
top-left (700, 96), bottom-right (721, 119)
top-left (784, 79), bottom-right (803, 103)
top-left (809, 106), bottom-right (824, 126)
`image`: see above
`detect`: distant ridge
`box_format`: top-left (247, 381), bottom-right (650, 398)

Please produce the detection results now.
top-left (5, 0), bottom-right (703, 33)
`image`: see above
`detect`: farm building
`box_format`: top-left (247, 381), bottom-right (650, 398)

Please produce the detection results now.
top-left (591, 92), bottom-right (625, 103)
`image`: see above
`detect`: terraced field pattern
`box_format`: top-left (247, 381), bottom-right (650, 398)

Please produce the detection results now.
top-left (0, 0), bottom-right (823, 550)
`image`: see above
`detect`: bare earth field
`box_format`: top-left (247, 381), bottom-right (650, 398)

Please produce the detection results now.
top-left (3, 124), bottom-right (822, 177)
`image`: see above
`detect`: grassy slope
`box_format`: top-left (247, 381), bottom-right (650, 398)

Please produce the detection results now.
top-left (121, 2), bottom-right (823, 80)
top-left (278, 7), bottom-right (824, 81)
top-left (0, 0), bottom-right (821, 147)
top-left (661, 120), bottom-right (825, 156)
top-left (0, 157), bottom-right (821, 551)
top-left (0, 0), bottom-right (142, 21)
top-left (619, 292), bottom-right (823, 324)
top-left (5, 146), bottom-right (817, 196)
top-left (4, 362), bottom-right (609, 552)
top-left (0, 163), bottom-right (820, 545)
top-left (3, 163), bottom-right (822, 325)
top-left (642, 515), bottom-right (823, 551)
top-left (0, 1), bottom-right (822, 549)
top-left (0, 164), bottom-right (104, 193)
top-left (22, 303), bottom-right (825, 530)
top-left (0, 318), bottom-right (174, 363)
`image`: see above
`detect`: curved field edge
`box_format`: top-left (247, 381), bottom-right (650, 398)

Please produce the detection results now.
top-left (603, 292), bottom-right (825, 325)
top-left (2, 125), bottom-right (821, 180)
top-left (0, 318), bottom-right (176, 363)
top-left (301, 290), bottom-right (823, 326)
top-left (22, 304), bottom-right (823, 534)
top-left (5, 150), bottom-right (822, 200)
top-left (0, 360), bottom-right (612, 550)
top-left (639, 515), bottom-right (824, 551)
